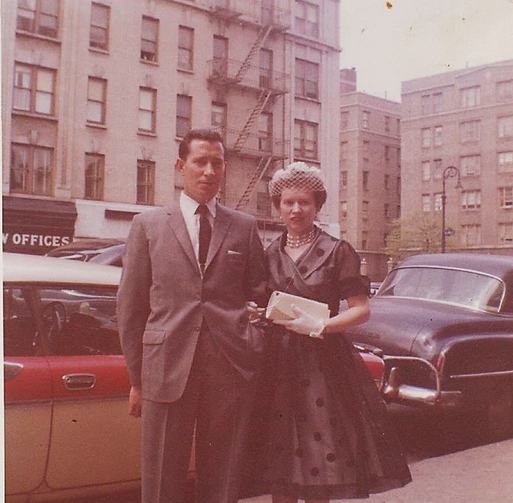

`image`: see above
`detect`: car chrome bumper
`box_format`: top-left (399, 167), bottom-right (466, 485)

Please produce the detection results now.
top-left (382, 356), bottom-right (462, 408)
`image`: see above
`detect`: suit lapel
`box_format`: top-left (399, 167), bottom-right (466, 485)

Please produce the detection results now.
top-left (164, 204), bottom-right (201, 273)
top-left (205, 204), bottom-right (233, 271)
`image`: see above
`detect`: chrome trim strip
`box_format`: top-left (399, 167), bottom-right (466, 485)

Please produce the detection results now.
top-left (450, 369), bottom-right (513, 379)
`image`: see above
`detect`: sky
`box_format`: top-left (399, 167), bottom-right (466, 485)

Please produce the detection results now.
top-left (339, 0), bottom-right (513, 101)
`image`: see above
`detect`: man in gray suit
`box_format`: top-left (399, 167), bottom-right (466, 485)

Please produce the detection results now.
top-left (117, 129), bottom-right (268, 503)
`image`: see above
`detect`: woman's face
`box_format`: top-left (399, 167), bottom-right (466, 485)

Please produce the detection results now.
top-left (279, 186), bottom-right (317, 235)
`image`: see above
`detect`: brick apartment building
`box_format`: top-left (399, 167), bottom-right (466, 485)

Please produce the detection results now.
top-left (2, 0), bottom-right (342, 254)
top-left (401, 60), bottom-right (513, 256)
top-left (339, 68), bottom-right (401, 280)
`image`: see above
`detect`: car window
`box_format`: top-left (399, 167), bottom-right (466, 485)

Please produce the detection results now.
top-left (379, 267), bottom-right (505, 313)
top-left (4, 288), bottom-right (42, 357)
top-left (39, 286), bottom-right (121, 356)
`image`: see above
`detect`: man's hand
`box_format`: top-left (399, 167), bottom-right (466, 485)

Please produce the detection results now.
top-left (128, 385), bottom-right (142, 417)
top-left (246, 301), bottom-right (265, 324)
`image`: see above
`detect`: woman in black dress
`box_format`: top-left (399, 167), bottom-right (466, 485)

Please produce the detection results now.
top-left (246, 162), bottom-right (411, 503)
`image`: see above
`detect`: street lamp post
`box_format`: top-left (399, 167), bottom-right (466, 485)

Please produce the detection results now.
top-left (441, 165), bottom-right (462, 253)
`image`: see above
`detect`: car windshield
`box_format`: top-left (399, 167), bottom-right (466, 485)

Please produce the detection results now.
top-left (378, 266), bottom-right (505, 313)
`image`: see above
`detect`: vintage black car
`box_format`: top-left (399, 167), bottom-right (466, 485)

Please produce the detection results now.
top-left (347, 253), bottom-right (513, 439)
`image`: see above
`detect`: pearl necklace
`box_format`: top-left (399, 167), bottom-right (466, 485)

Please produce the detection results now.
top-left (286, 227), bottom-right (316, 248)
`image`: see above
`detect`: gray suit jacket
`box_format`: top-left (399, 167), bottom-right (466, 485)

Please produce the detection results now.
top-left (117, 202), bottom-right (268, 403)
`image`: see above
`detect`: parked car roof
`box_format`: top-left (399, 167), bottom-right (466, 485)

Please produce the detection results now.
top-left (3, 252), bottom-right (121, 285)
top-left (396, 253), bottom-right (513, 279)
top-left (46, 238), bottom-right (125, 266)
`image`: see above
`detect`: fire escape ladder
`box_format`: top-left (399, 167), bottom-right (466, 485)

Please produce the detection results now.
top-left (233, 89), bottom-right (272, 151)
top-left (236, 157), bottom-right (274, 210)
top-left (234, 25), bottom-right (273, 83)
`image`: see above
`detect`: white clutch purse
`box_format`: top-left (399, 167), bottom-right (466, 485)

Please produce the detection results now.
top-left (265, 291), bottom-right (330, 322)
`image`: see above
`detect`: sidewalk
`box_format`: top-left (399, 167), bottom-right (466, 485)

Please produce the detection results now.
top-left (241, 438), bottom-right (513, 503)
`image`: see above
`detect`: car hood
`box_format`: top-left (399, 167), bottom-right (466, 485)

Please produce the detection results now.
top-left (346, 296), bottom-right (510, 362)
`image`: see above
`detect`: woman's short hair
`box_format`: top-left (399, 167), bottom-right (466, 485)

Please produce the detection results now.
top-left (268, 162), bottom-right (327, 210)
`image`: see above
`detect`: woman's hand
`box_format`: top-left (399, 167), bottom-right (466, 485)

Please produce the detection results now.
top-left (273, 304), bottom-right (326, 338)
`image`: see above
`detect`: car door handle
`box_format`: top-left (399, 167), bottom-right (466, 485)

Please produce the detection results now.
top-left (62, 373), bottom-right (96, 390)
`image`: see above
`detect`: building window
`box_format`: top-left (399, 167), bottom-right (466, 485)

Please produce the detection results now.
top-left (361, 230), bottom-right (368, 250)
top-left (497, 80), bottom-right (513, 102)
top-left (362, 201), bottom-right (369, 219)
top-left (362, 111), bottom-right (370, 129)
top-left (384, 174), bottom-right (390, 189)
top-left (422, 161), bottom-right (431, 181)
top-left (141, 16), bottom-right (158, 62)
top-left (259, 48), bottom-right (273, 88)
top-left (434, 193), bottom-right (442, 212)
top-left (90, 3), bottom-right (109, 50)
top-left (87, 77), bottom-right (107, 125)
top-left (176, 94), bottom-right (192, 138)
top-left (341, 171), bottom-right (348, 187)
top-left (384, 203), bottom-right (390, 218)
top-left (295, 59), bottom-right (319, 99)
top-left (421, 95), bottom-right (432, 115)
top-left (13, 63), bottom-right (55, 115)
top-left (499, 187), bottom-right (513, 209)
top-left (433, 159), bottom-right (442, 179)
top-left (397, 176), bottom-right (401, 195)
top-left (460, 120), bottom-right (481, 143)
top-left (213, 35), bottom-right (228, 76)
top-left (362, 171), bottom-right (369, 190)
top-left (257, 180), bottom-right (272, 218)
top-left (498, 116), bottom-right (513, 139)
top-left (461, 225), bottom-right (481, 246)
top-left (421, 128), bottom-right (431, 148)
top-left (137, 160), bottom-right (155, 205)
top-left (433, 92), bottom-right (442, 113)
top-left (434, 126), bottom-right (443, 147)
top-left (498, 151), bottom-right (513, 173)
top-left (499, 223), bottom-right (513, 243)
top-left (422, 194), bottom-right (430, 213)
top-left (295, 0), bottom-right (319, 38)
top-left (294, 119), bottom-right (318, 159)
top-left (341, 201), bottom-right (347, 217)
top-left (17, 0), bottom-right (59, 37)
top-left (178, 26), bottom-right (194, 71)
top-left (10, 143), bottom-right (53, 195)
top-left (139, 88), bottom-right (156, 133)
top-left (341, 111), bottom-right (349, 129)
top-left (363, 140), bottom-right (369, 159)
top-left (384, 115), bottom-right (390, 133)
top-left (460, 155), bottom-right (481, 177)
top-left (461, 190), bottom-right (481, 210)
top-left (460, 86), bottom-right (481, 108)
top-left (85, 153), bottom-right (104, 200)
top-left (211, 102), bottom-right (227, 134)
top-left (340, 141), bottom-right (348, 167)
top-left (258, 112), bottom-right (273, 152)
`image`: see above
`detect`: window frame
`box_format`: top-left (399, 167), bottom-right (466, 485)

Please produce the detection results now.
top-left (138, 87), bottom-right (157, 134)
top-left (90, 2), bottom-right (110, 51)
top-left (137, 159), bottom-right (155, 205)
top-left (295, 0), bottom-right (319, 38)
top-left (10, 143), bottom-right (53, 196)
top-left (13, 63), bottom-right (56, 116)
top-left (178, 25), bottom-right (194, 71)
top-left (141, 16), bottom-right (159, 62)
top-left (17, 0), bottom-right (59, 38)
top-left (294, 119), bottom-right (318, 160)
top-left (295, 58), bottom-right (319, 100)
top-left (86, 77), bottom-right (107, 125)
top-left (176, 94), bottom-right (192, 139)
top-left (84, 153), bottom-right (105, 200)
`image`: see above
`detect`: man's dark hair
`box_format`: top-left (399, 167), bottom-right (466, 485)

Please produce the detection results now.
top-left (178, 129), bottom-right (225, 160)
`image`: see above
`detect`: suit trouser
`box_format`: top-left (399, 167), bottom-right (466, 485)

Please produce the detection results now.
top-left (141, 325), bottom-right (257, 503)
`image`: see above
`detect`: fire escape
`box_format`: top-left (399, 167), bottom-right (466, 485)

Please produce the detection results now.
top-left (207, 1), bottom-right (290, 215)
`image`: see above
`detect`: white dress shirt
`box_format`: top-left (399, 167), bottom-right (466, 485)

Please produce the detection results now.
top-left (179, 192), bottom-right (216, 264)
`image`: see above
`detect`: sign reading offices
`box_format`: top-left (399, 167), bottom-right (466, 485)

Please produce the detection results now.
top-left (3, 230), bottom-right (72, 254)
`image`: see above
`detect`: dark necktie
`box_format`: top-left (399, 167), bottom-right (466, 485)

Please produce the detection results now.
top-left (196, 204), bottom-right (211, 273)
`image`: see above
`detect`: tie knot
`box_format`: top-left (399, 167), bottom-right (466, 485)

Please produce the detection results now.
top-left (196, 204), bottom-right (209, 216)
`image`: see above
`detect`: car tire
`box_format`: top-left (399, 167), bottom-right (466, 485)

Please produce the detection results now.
top-left (485, 381), bottom-right (513, 440)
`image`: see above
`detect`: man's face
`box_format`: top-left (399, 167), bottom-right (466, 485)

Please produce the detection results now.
top-left (177, 139), bottom-right (226, 204)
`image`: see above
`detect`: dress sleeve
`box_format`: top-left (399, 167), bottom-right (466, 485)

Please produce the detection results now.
top-left (337, 241), bottom-right (370, 300)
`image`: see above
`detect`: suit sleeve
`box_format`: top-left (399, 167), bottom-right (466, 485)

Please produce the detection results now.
top-left (246, 218), bottom-right (269, 307)
top-left (117, 216), bottom-right (152, 387)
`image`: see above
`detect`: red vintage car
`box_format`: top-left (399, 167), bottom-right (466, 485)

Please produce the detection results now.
top-left (4, 253), bottom-right (384, 502)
